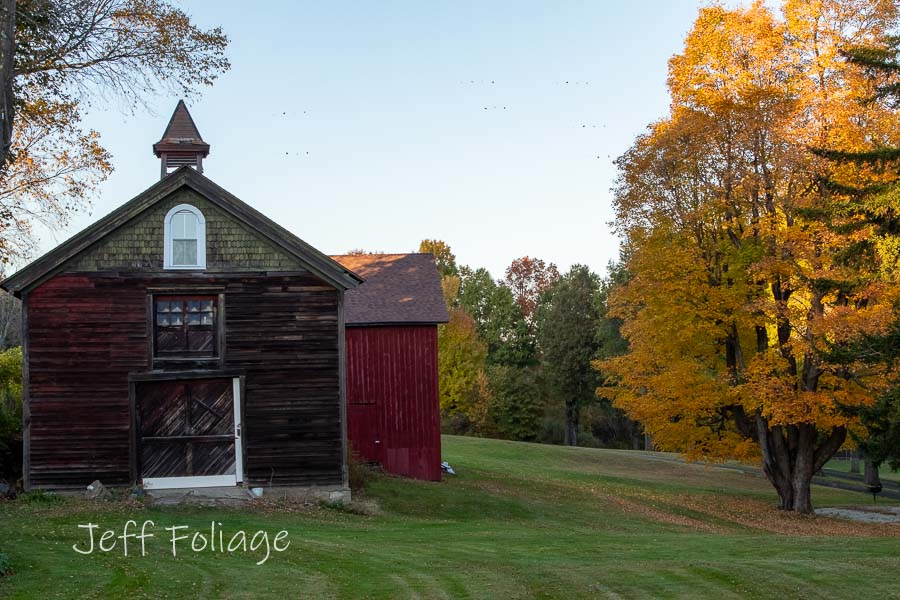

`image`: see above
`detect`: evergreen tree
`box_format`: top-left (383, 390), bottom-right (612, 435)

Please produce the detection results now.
top-left (812, 38), bottom-right (900, 473)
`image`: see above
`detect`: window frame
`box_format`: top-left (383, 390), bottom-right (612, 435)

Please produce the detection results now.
top-left (148, 290), bottom-right (226, 367)
top-left (163, 203), bottom-right (207, 270)
top-left (154, 295), bottom-right (217, 357)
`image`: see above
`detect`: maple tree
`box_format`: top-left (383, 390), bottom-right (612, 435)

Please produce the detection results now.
top-left (503, 256), bottom-right (559, 326)
top-left (603, 0), bottom-right (900, 513)
top-left (419, 239), bottom-right (458, 278)
top-left (0, 0), bottom-right (229, 262)
top-left (437, 307), bottom-right (487, 419)
top-left (418, 239), bottom-right (487, 425)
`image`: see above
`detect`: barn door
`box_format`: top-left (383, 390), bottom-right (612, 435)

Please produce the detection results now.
top-left (137, 378), bottom-right (242, 489)
top-left (347, 403), bottom-right (382, 464)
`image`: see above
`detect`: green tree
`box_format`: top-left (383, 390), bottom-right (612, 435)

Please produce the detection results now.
top-left (458, 266), bottom-right (533, 367)
top-left (0, 345), bottom-right (21, 479)
top-left (594, 260), bottom-right (629, 360)
top-left (538, 265), bottom-right (602, 446)
top-left (861, 388), bottom-right (900, 471)
top-left (483, 365), bottom-right (544, 441)
top-left (419, 239), bottom-right (458, 277)
top-left (590, 260), bottom-right (638, 448)
top-left (419, 238), bottom-right (461, 306)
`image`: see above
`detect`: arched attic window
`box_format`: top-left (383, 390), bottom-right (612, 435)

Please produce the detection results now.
top-left (163, 204), bottom-right (206, 269)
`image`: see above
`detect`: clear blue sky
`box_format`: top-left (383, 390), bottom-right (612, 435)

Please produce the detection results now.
top-left (29, 1), bottom-right (712, 279)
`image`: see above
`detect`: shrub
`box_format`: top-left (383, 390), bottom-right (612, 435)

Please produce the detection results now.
top-left (0, 347), bottom-right (23, 482)
top-left (539, 415), bottom-right (566, 446)
top-left (0, 552), bottom-right (12, 577)
top-left (17, 490), bottom-right (62, 505)
top-left (484, 366), bottom-right (544, 442)
top-left (346, 445), bottom-right (370, 492)
top-left (440, 411), bottom-right (475, 436)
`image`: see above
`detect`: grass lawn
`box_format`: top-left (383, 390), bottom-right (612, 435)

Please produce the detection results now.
top-left (1, 435), bottom-right (899, 599)
top-left (824, 458), bottom-right (900, 483)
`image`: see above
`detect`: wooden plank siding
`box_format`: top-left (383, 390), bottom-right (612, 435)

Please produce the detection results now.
top-left (345, 325), bottom-right (441, 481)
top-left (26, 272), bottom-right (343, 489)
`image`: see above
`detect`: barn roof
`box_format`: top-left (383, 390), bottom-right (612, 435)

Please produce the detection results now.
top-left (1, 166), bottom-right (364, 295)
top-left (331, 254), bottom-right (450, 325)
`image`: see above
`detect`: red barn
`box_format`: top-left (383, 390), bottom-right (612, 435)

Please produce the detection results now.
top-left (332, 254), bottom-right (449, 481)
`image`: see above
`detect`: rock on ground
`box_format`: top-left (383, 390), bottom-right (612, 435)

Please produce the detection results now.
top-left (85, 480), bottom-right (110, 501)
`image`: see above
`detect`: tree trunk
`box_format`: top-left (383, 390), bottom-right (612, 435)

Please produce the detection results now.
top-left (791, 431), bottom-right (815, 514)
top-left (564, 400), bottom-right (578, 446)
top-left (850, 451), bottom-right (860, 474)
top-left (0, 0), bottom-right (14, 168)
top-left (756, 414), bottom-right (846, 514)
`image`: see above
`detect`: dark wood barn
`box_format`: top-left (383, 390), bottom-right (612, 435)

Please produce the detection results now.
top-left (1, 103), bottom-right (364, 498)
top-left (332, 254), bottom-right (449, 481)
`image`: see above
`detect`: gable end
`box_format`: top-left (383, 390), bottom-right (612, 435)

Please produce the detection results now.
top-left (1, 168), bottom-right (363, 295)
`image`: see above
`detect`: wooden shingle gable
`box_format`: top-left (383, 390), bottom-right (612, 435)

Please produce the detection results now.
top-left (1, 167), bottom-right (363, 295)
top-left (65, 189), bottom-right (306, 272)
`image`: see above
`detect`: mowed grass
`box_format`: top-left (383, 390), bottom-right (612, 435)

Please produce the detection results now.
top-left (824, 458), bottom-right (900, 482)
top-left (1, 435), bottom-right (898, 599)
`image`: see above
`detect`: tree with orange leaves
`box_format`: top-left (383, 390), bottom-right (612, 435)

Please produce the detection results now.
top-left (503, 256), bottom-right (559, 325)
top-left (603, 0), bottom-right (900, 513)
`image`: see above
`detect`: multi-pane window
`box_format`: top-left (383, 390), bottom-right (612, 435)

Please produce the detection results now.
top-left (170, 210), bottom-right (199, 266)
top-left (155, 296), bottom-right (216, 357)
top-left (163, 204), bottom-right (206, 269)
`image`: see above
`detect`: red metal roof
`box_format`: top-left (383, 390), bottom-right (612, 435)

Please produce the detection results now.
top-left (331, 253), bottom-right (450, 325)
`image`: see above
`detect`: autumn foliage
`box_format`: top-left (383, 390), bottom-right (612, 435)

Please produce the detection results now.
top-left (0, 0), bottom-right (230, 262)
top-left (603, 0), bottom-right (900, 513)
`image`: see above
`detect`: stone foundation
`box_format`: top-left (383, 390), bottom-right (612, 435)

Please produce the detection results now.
top-left (259, 485), bottom-right (351, 505)
top-left (145, 485), bottom-right (351, 507)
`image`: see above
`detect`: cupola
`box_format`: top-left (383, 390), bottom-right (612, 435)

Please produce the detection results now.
top-left (152, 100), bottom-right (210, 179)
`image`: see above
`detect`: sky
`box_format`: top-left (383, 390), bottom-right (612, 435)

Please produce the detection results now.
top-left (25, 1), bottom-right (715, 279)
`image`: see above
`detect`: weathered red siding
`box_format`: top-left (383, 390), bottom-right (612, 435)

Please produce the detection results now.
top-left (26, 272), bottom-right (343, 489)
top-left (26, 276), bottom-right (145, 487)
top-left (345, 325), bottom-right (441, 481)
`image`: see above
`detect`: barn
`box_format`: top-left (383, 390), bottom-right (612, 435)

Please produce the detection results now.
top-left (333, 254), bottom-right (449, 481)
top-left (1, 102), bottom-right (448, 496)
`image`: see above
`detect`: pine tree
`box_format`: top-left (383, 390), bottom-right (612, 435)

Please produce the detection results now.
top-left (811, 38), bottom-right (900, 473)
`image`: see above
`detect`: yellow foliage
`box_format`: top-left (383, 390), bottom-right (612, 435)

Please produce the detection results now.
top-left (438, 308), bottom-right (488, 417)
top-left (605, 0), bottom-right (900, 465)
